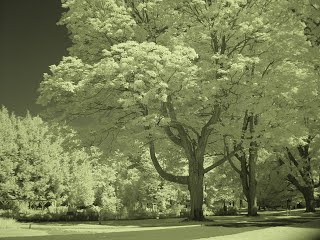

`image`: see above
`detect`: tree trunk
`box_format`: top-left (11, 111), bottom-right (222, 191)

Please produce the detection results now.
top-left (247, 145), bottom-right (258, 216)
top-left (286, 140), bottom-right (316, 214)
top-left (188, 166), bottom-right (205, 221)
top-left (241, 178), bottom-right (257, 216)
top-left (301, 187), bottom-right (316, 212)
top-left (247, 190), bottom-right (258, 216)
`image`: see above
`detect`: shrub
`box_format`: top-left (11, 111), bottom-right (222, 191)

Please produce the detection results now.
top-left (0, 217), bottom-right (21, 229)
top-left (213, 206), bottom-right (239, 216)
top-left (161, 205), bottom-right (181, 218)
top-left (125, 208), bottom-right (158, 220)
top-left (11, 201), bottom-right (29, 217)
top-left (48, 206), bottom-right (68, 215)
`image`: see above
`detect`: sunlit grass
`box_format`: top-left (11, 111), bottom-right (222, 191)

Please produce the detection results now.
top-left (0, 210), bottom-right (319, 239)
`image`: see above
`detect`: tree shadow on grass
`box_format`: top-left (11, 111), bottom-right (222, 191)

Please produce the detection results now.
top-left (33, 218), bottom-right (194, 228)
top-left (0, 225), bottom-right (261, 240)
top-left (203, 216), bottom-right (320, 229)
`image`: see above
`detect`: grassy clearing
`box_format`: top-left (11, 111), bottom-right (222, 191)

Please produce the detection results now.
top-left (0, 225), bottom-right (263, 240)
top-left (0, 210), bottom-right (319, 240)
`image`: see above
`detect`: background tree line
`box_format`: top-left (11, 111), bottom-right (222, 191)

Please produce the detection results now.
top-left (0, 105), bottom-right (316, 221)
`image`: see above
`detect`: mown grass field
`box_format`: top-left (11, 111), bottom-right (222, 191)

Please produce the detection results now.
top-left (1, 209), bottom-right (319, 240)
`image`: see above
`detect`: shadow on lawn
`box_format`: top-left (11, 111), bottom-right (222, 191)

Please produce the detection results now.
top-left (203, 216), bottom-right (320, 229)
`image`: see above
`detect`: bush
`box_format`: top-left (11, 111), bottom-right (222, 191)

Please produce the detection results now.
top-left (16, 209), bottom-right (52, 222)
top-left (16, 208), bottom-right (99, 222)
top-left (128, 208), bottom-right (157, 220)
top-left (0, 217), bottom-right (21, 229)
top-left (161, 205), bottom-right (181, 218)
top-left (213, 206), bottom-right (239, 216)
top-left (11, 201), bottom-right (29, 217)
top-left (48, 206), bottom-right (68, 215)
top-left (0, 209), bottom-right (14, 218)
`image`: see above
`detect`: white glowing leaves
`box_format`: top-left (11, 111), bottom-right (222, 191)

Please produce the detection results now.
top-left (136, 0), bottom-right (164, 12)
top-left (229, 54), bottom-right (260, 72)
top-left (82, 0), bottom-right (136, 37)
top-left (239, 16), bottom-right (265, 34)
top-left (38, 57), bottom-right (92, 105)
top-left (87, 0), bottom-right (135, 38)
top-left (99, 41), bottom-right (199, 107)
top-left (59, 0), bottom-right (136, 62)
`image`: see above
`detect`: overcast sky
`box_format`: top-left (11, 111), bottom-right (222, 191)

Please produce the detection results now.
top-left (0, 0), bottom-right (70, 116)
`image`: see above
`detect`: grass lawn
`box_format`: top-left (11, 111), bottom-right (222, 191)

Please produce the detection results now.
top-left (0, 225), bottom-right (265, 240)
top-left (1, 209), bottom-right (319, 240)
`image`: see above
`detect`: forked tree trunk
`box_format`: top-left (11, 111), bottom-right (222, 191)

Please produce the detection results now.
top-left (231, 113), bottom-right (258, 216)
top-left (286, 141), bottom-right (318, 213)
top-left (149, 103), bottom-right (239, 221)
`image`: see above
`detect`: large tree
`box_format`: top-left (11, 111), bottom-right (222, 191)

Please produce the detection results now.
top-left (283, 138), bottom-right (320, 212)
top-left (38, 0), bottom-right (314, 220)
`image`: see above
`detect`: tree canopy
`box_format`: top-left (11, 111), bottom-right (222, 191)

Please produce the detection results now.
top-left (37, 0), bottom-right (320, 219)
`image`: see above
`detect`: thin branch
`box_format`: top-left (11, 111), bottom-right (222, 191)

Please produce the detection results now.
top-left (261, 60), bottom-right (275, 78)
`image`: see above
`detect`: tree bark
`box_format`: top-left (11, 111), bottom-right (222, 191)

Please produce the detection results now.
top-left (301, 187), bottom-right (316, 212)
top-left (247, 187), bottom-right (258, 216)
top-left (188, 169), bottom-right (205, 221)
top-left (231, 113), bottom-right (258, 216)
top-left (247, 143), bottom-right (258, 215)
top-left (238, 153), bottom-right (257, 216)
top-left (285, 139), bottom-right (316, 213)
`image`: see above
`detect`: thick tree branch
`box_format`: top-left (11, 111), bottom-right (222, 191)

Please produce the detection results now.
top-left (149, 140), bottom-right (188, 185)
top-left (197, 105), bottom-right (221, 157)
top-left (224, 136), bottom-right (241, 174)
top-left (286, 147), bottom-right (299, 168)
top-left (287, 174), bottom-right (303, 192)
top-left (201, 105), bottom-right (221, 133)
top-left (221, 35), bottom-right (226, 54)
top-left (297, 145), bottom-right (307, 159)
top-left (161, 103), bottom-right (182, 146)
top-left (204, 144), bottom-right (241, 173)
top-left (165, 96), bottom-right (188, 138)
top-left (163, 126), bottom-right (182, 146)
top-left (285, 147), bottom-right (314, 187)
top-left (228, 158), bottom-right (241, 174)
top-left (165, 96), bottom-right (194, 157)
top-left (170, 121), bottom-right (200, 139)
